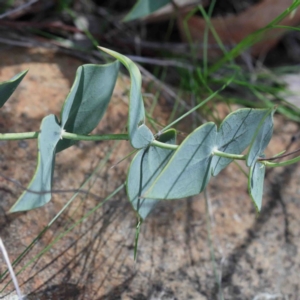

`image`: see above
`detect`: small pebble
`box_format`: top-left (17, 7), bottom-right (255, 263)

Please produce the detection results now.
top-left (18, 140), bottom-right (28, 149)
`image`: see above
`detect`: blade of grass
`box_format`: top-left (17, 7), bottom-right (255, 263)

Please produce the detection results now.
top-left (208, 1), bottom-right (300, 74)
top-left (0, 238), bottom-right (23, 299)
top-left (0, 183), bottom-right (125, 293)
top-left (0, 141), bottom-right (121, 283)
top-left (161, 74), bottom-right (235, 132)
top-left (204, 189), bottom-right (224, 300)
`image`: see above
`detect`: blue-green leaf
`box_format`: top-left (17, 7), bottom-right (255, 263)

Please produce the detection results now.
top-left (248, 162), bottom-right (265, 212)
top-left (126, 129), bottom-right (176, 219)
top-left (124, 0), bottom-right (171, 22)
top-left (246, 108), bottom-right (275, 167)
top-left (145, 123), bottom-right (217, 200)
top-left (98, 47), bottom-right (154, 149)
top-left (212, 108), bottom-right (271, 176)
top-left (0, 70), bottom-right (28, 108)
top-left (56, 61), bottom-right (120, 152)
top-left (10, 115), bottom-right (61, 212)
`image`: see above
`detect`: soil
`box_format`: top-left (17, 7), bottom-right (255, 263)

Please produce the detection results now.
top-left (0, 46), bottom-right (300, 300)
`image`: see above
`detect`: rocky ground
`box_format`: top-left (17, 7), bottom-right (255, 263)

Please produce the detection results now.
top-left (0, 46), bottom-right (300, 300)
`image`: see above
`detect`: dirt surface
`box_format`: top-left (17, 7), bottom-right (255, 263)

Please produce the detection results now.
top-left (0, 47), bottom-right (300, 300)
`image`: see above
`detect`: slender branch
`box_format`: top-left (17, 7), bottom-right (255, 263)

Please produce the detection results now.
top-left (212, 149), bottom-right (245, 160)
top-left (61, 132), bottom-right (128, 141)
top-left (0, 132), bottom-right (39, 140)
top-left (211, 149), bottom-right (300, 167)
top-left (263, 155), bottom-right (300, 168)
top-left (126, 55), bottom-right (193, 69)
top-left (0, 131), bottom-right (129, 142)
top-left (151, 142), bottom-right (247, 162)
top-left (0, 0), bottom-right (38, 19)
top-left (150, 140), bottom-right (178, 150)
top-left (151, 142), bottom-right (300, 168)
top-left (2, 130), bottom-right (300, 168)
top-left (258, 147), bottom-right (300, 161)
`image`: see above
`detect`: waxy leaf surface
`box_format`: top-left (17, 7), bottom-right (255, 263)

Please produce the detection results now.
top-left (99, 47), bottom-right (154, 149)
top-left (124, 0), bottom-right (170, 21)
top-left (56, 61), bottom-right (119, 152)
top-left (127, 129), bottom-right (176, 219)
top-left (212, 108), bottom-right (271, 176)
top-left (145, 123), bottom-right (217, 200)
top-left (10, 115), bottom-right (61, 212)
top-left (248, 162), bottom-right (265, 212)
top-left (246, 108), bottom-right (274, 167)
top-left (0, 70), bottom-right (28, 108)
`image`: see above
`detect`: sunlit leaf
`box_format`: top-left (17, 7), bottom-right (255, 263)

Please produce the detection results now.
top-left (248, 162), bottom-right (265, 212)
top-left (56, 61), bottom-right (120, 152)
top-left (246, 108), bottom-right (275, 167)
top-left (0, 70), bottom-right (28, 108)
top-left (10, 115), bottom-right (61, 212)
top-left (212, 108), bottom-right (271, 176)
top-left (124, 0), bottom-right (170, 21)
top-left (145, 123), bottom-right (216, 199)
top-left (98, 47), bottom-right (154, 149)
top-left (127, 129), bottom-right (176, 219)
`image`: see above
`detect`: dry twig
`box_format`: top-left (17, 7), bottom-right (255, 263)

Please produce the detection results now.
top-left (0, 0), bottom-right (39, 20)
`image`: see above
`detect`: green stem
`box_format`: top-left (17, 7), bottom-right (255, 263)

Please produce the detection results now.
top-left (0, 131), bottom-right (129, 142)
top-left (263, 155), bottom-right (300, 168)
top-left (151, 141), bottom-right (247, 161)
top-left (3, 130), bottom-right (300, 168)
top-left (212, 149), bottom-right (245, 160)
top-left (150, 140), bottom-right (178, 150)
top-left (0, 132), bottom-right (39, 140)
top-left (61, 132), bottom-right (128, 141)
top-left (152, 141), bottom-right (300, 168)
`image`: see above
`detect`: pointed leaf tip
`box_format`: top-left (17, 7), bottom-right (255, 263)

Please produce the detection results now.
top-left (10, 115), bottom-right (61, 212)
top-left (98, 47), bottom-right (153, 149)
top-left (248, 162), bottom-right (265, 212)
top-left (123, 0), bottom-right (171, 22)
top-left (126, 129), bottom-right (177, 219)
top-left (246, 108), bottom-right (275, 167)
top-left (0, 70), bottom-right (28, 108)
top-left (145, 123), bottom-right (217, 200)
top-left (57, 61), bottom-right (119, 152)
top-left (212, 108), bottom-right (274, 176)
